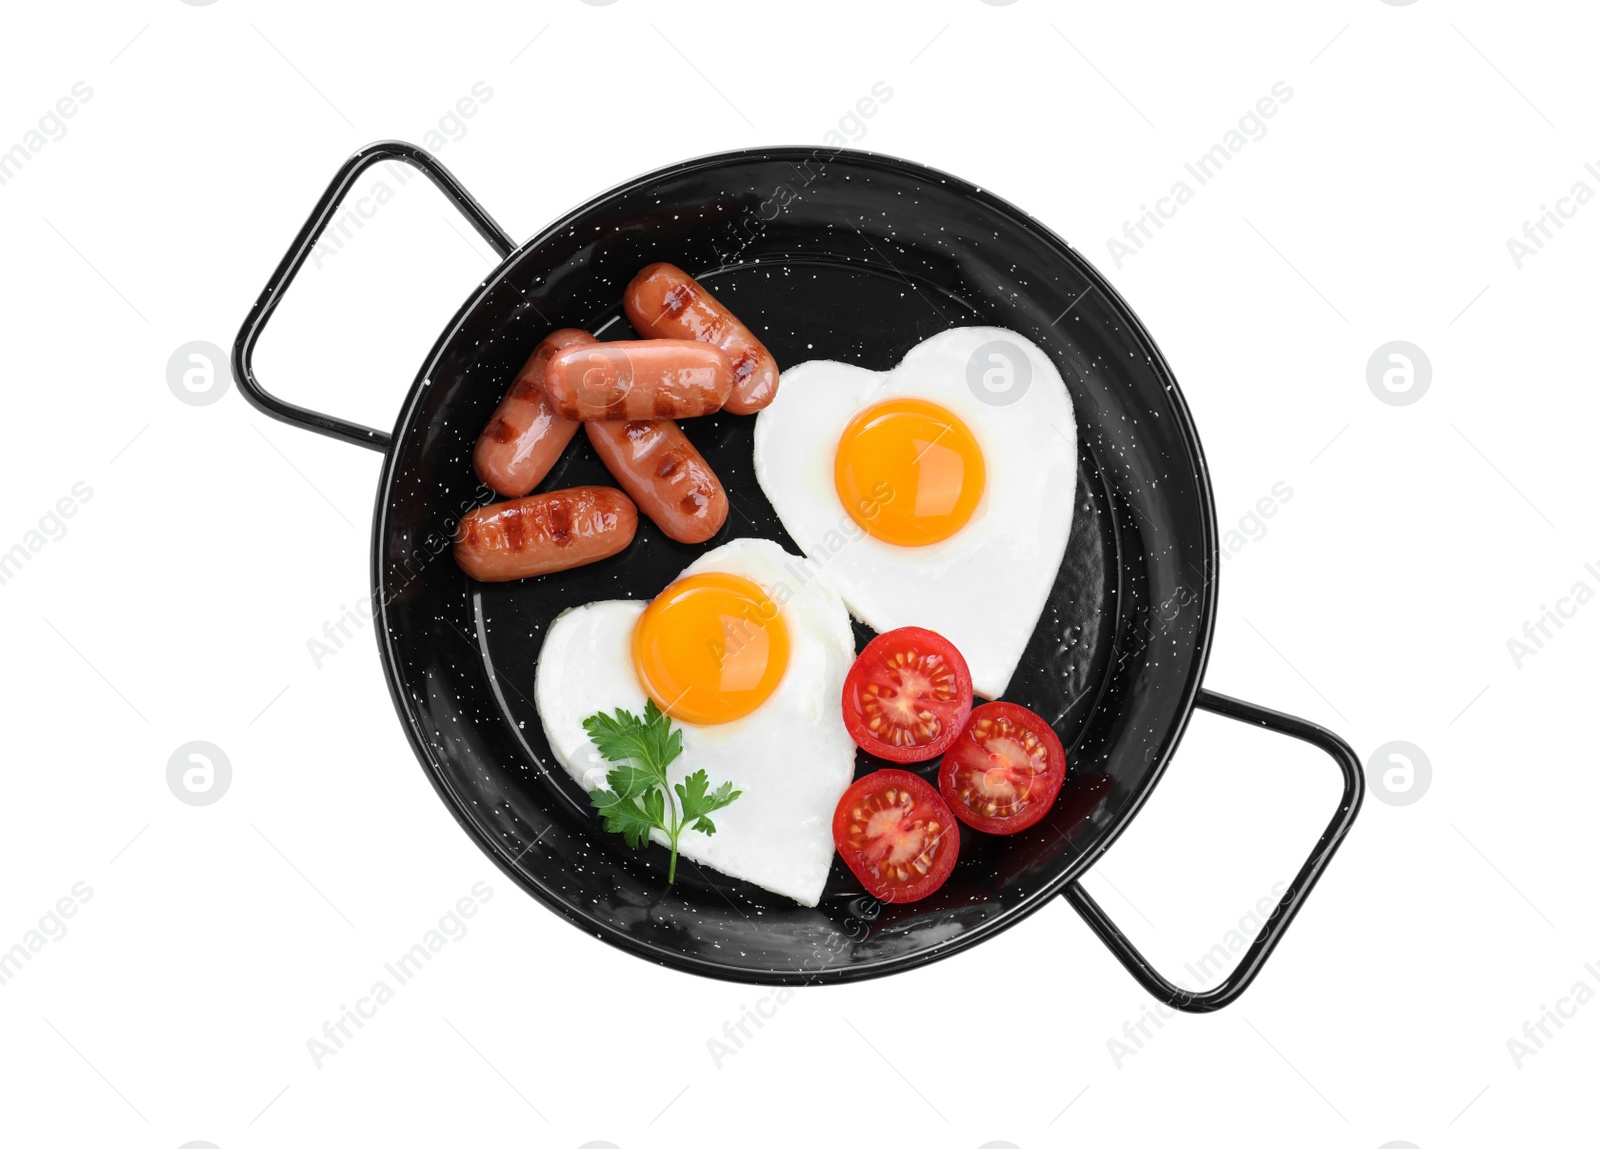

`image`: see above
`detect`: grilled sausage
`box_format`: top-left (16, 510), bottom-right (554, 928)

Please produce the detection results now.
top-left (623, 263), bottom-right (779, 415)
top-left (454, 486), bottom-right (637, 581)
top-left (473, 329), bottom-right (594, 497)
top-left (544, 340), bottom-right (733, 421)
top-left (585, 420), bottom-right (728, 545)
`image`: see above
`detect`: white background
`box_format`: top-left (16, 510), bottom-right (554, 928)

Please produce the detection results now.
top-left (1, 1), bottom-right (1594, 1146)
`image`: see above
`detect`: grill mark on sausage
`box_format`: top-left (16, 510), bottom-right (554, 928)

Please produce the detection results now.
top-left (707, 315), bottom-right (737, 345)
top-left (662, 282), bottom-right (696, 316)
top-left (731, 350), bottom-right (757, 384)
top-left (602, 393), bottom-right (629, 419)
top-left (652, 390), bottom-right (677, 418)
top-left (502, 509), bottom-right (527, 551)
top-left (546, 498), bottom-right (574, 546)
top-left (488, 417), bottom-right (517, 444)
top-left (679, 486), bottom-right (710, 514)
top-left (655, 450), bottom-right (684, 481)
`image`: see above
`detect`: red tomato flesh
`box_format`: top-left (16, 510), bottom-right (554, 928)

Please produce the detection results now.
top-left (938, 702), bottom-right (1067, 835)
top-left (831, 769), bottom-right (960, 903)
top-left (841, 627), bottom-right (973, 763)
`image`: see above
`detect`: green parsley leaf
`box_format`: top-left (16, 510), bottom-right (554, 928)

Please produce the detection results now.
top-left (582, 699), bottom-right (682, 786)
top-left (581, 703), bottom-right (741, 884)
top-left (675, 769), bottom-right (743, 837)
top-left (588, 780), bottom-right (659, 849)
top-left (604, 760), bottom-right (660, 802)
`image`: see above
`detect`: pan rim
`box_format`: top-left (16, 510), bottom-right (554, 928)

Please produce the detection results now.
top-left (370, 145), bottom-right (1220, 985)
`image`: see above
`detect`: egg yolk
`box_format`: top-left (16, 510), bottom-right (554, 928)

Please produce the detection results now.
top-left (631, 572), bottom-right (790, 725)
top-left (834, 398), bottom-right (986, 546)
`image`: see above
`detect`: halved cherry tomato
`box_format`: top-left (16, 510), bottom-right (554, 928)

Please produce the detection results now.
top-left (938, 702), bottom-right (1067, 835)
top-left (832, 769), bottom-right (960, 903)
top-left (841, 627), bottom-right (973, 763)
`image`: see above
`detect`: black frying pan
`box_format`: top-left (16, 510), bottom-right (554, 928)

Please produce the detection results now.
top-left (234, 141), bottom-right (1361, 1010)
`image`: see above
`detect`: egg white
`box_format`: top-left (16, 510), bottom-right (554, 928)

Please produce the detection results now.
top-left (534, 537), bottom-right (857, 907)
top-left (752, 326), bottom-right (1078, 699)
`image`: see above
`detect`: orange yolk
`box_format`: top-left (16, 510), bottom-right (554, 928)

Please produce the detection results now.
top-left (631, 572), bottom-right (790, 725)
top-left (834, 398), bottom-right (986, 546)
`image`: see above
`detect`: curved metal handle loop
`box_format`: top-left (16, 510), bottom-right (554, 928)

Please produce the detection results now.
top-left (1063, 688), bottom-right (1363, 1013)
top-left (231, 139), bottom-right (516, 452)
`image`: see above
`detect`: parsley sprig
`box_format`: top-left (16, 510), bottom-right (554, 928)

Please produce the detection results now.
top-left (583, 699), bottom-right (742, 884)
